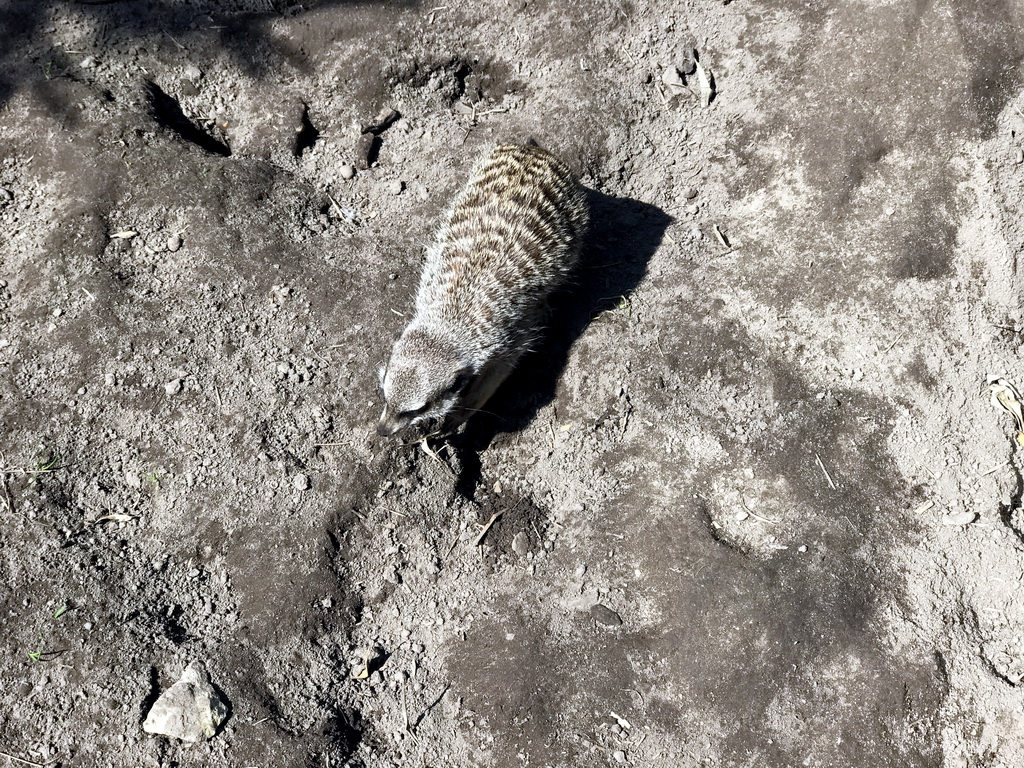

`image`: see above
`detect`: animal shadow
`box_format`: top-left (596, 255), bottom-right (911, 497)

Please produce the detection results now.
top-left (453, 188), bottom-right (672, 498)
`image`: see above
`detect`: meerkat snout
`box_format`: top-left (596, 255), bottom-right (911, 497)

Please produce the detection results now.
top-left (377, 142), bottom-right (589, 440)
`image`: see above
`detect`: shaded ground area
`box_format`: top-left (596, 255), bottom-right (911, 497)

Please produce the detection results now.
top-left (3, 1), bottom-right (1024, 766)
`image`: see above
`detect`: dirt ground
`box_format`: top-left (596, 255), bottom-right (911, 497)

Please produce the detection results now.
top-left (3, 0), bottom-right (1024, 766)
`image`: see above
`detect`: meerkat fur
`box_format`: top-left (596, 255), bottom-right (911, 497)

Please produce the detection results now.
top-left (377, 143), bottom-right (589, 439)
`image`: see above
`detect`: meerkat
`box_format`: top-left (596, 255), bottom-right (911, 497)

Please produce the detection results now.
top-left (377, 142), bottom-right (589, 439)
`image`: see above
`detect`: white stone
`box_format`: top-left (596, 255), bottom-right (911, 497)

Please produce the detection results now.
top-left (143, 664), bottom-right (229, 742)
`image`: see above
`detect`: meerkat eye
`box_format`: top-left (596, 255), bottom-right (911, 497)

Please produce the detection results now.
top-left (448, 372), bottom-right (471, 395)
top-left (399, 403), bottom-right (429, 419)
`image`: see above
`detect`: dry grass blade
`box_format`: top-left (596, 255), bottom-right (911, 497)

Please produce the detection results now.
top-left (814, 453), bottom-right (837, 489)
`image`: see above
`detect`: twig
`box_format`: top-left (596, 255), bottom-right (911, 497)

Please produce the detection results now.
top-left (883, 333), bottom-right (905, 353)
top-left (412, 682), bottom-right (451, 731)
top-left (979, 462), bottom-right (1010, 477)
top-left (475, 106), bottom-right (509, 119)
top-left (473, 511), bottom-right (504, 547)
top-left (814, 453), bottom-right (837, 489)
top-left (0, 749), bottom-right (56, 767)
top-left (443, 531), bottom-right (464, 560)
top-left (741, 501), bottom-right (779, 524)
top-left (419, 439), bottom-right (455, 476)
top-left (0, 465), bottom-right (12, 514)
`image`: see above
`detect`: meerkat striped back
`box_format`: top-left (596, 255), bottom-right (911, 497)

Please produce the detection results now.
top-left (416, 144), bottom-right (589, 354)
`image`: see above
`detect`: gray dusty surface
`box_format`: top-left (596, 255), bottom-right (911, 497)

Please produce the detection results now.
top-left (3, 1), bottom-right (1024, 766)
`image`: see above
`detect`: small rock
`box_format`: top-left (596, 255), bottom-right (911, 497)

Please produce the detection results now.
top-left (167, 235), bottom-right (182, 252)
top-left (361, 107), bottom-right (400, 135)
top-left (661, 65), bottom-right (684, 89)
top-left (80, 56), bottom-right (97, 69)
top-left (612, 750), bottom-right (626, 763)
top-left (512, 531), bottom-right (530, 557)
top-left (293, 473), bottom-right (311, 491)
top-left (183, 64), bottom-right (203, 81)
top-left (340, 164), bottom-right (356, 180)
top-left (143, 664), bottom-right (229, 742)
top-left (356, 133), bottom-right (379, 169)
top-left (661, 66), bottom-right (688, 98)
top-left (389, 180), bottom-right (404, 195)
top-left (682, 186), bottom-right (698, 200)
top-left (676, 43), bottom-right (697, 76)
top-left (164, 379), bottom-right (183, 396)
top-left (590, 603), bottom-right (623, 627)
top-left (942, 511), bottom-right (977, 526)
top-left (0, 188), bottom-right (11, 203)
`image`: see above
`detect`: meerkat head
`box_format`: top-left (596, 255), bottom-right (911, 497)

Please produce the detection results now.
top-left (377, 329), bottom-right (473, 438)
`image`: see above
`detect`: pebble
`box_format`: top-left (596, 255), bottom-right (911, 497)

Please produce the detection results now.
top-left (590, 603), bottom-right (623, 626)
top-left (676, 44), bottom-right (697, 76)
top-left (80, 56), bottom-right (97, 69)
top-left (1016, 148), bottom-right (1024, 164)
top-left (293, 473), bottom-right (311, 491)
top-left (942, 511), bottom-right (977, 526)
top-left (682, 186), bottom-right (698, 200)
top-left (612, 750), bottom-right (626, 763)
top-left (686, 203), bottom-right (700, 215)
top-left (167, 235), bottom-right (182, 252)
top-left (389, 180), bottom-right (404, 195)
top-left (164, 379), bottom-right (183, 396)
top-left (143, 664), bottom-right (229, 742)
top-left (0, 188), bottom-right (11, 202)
top-left (340, 164), bottom-right (356, 180)
top-left (512, 531), bottom-right (530, 557)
